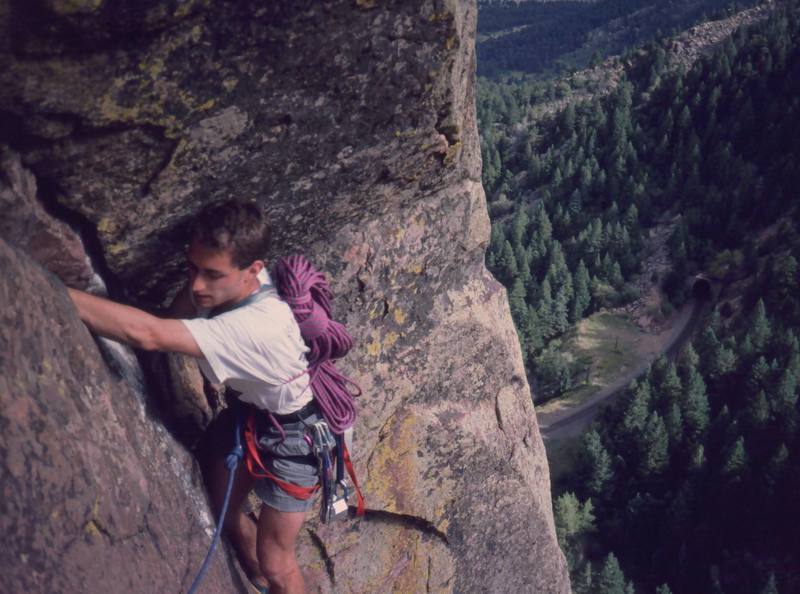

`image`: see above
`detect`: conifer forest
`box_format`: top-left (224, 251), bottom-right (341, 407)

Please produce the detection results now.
top-left (477, 0), bottom-right (800, 592)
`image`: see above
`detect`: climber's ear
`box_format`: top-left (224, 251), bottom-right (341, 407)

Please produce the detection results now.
top-left (245, 259), bottom-right (265, 277)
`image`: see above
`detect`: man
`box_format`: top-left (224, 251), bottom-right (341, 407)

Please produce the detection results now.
top-left (68, 200), bottom-right (317, 594)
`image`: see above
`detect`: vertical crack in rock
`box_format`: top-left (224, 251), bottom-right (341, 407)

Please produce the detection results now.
top-left (33, 174), bottom-right (121, 296)
top-left (426, 556), bottom-right (434, 594)
top-left (306, 528), bottom-right (336, 586)
top-left (140, 133), bottom-right (180, 198)
top-left (380, 297), bottom-right (390, 320)
top-left (142, 503), bottom-right (165, 558)
top-left (494, 386), bottom-right (507, 437)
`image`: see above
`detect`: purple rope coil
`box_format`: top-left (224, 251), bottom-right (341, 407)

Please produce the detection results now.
top-left (273, 255), bottom-right (360, 434)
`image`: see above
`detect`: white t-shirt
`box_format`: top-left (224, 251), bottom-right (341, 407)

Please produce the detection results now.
top-left (181, 269), bottom-right (312, 414)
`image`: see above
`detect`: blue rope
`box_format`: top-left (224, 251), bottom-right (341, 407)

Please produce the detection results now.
top-left (187, 415), bottom-right (244, 594)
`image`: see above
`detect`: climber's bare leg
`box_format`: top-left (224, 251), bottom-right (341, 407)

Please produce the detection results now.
top-left (256, 504), bottom-right (307, 594)
top-left (204, 453), bottom-right (267, 588)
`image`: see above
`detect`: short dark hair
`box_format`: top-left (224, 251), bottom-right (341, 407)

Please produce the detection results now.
top-left (190, 200), bottom-right (271, 268)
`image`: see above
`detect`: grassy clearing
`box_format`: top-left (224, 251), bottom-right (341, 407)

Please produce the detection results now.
top-left (537, 310), bottom-right (654, 414)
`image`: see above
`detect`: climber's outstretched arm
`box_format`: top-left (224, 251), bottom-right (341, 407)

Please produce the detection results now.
top-left (67, 288), bottom-right (203, 357)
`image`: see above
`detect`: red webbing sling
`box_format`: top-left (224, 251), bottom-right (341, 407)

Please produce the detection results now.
top-left (243, 414), bottom-right (319, 500)
top-left (341, 440), bottom-right (365, 516)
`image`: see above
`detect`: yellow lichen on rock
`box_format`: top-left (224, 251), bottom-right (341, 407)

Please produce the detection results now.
top-left (383, 330), bottom-right (399, 349)
top-left (96, 217), bottom-right (117, 235)
top-left (138, 57), bottom-right (165, 80)
top-left (406, 262), bottom-right (424, 274)
top-left (428, 11), bottom-right (452, 23)
top-left (83, 519), bottom-right (102, 537)
top-left (443, 140), bottom-right (462, 165)
top-left (365, 340), bottom-right (381, 357)
top-left (48, 0), bottom-right (104, 16)
top-left (366, 413), bottom-right (419, 512)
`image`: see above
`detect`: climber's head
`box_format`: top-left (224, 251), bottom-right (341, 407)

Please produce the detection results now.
top-left (186, 200), bottom-right (271, 309)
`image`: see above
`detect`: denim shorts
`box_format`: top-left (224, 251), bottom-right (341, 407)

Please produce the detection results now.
top-left (210, 401), bottom-right (321, 513)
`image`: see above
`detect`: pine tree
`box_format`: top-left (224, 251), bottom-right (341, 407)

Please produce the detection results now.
top-left (572, 260), bottom-right (592, 323)
top-left (610, 260), bottom-right (624, 290)
top-left (621, 380), bottom-right (652, 438)
top-left (710, 565), bottom-right (725, 594)
top-left (522, 306), bottom-right (544, 354)
top-left (745, 390), bottom-right (770, 430)
top-left (534, 205), bottom-right (553, 247)
top-left (697, 326), bottom-right (722, 378)
top-left (538, 278), bottom-right (555, 338)
top-left (749, 356), bottom-right (772, 394)
top-left (623, 204), bottom-right (638, 228)
top-left (587, 218), bottom-right (604, 255)
top-left (678, 344), bottom-right (700, 382)
top-left (654, 361), bottom-right (682, 411)
top-left (760, 572), bottom-right (779, 594)
top-left (681, 354), bottom-right (710, 443)
top-left (639, 411), bottom-right (669, 476)
top-left (747, 298), bottom-right (772, 352)
top-left (546, 241), bottom-right (572, 295)
top-left (569, 188), bottom-right (584, 215)
top-left (554, 492), bottom-right (595, 571)
top-left (721, 435), bottom-right (748, 481)
top-left (573, 562), bottom-right (593, 594)
top-left (552, 289), bottom-right (570, 336)
top-left (597, 552), bottom-right (627, 594)
top-left (578, 430), bottom-right (614, 497)
top-left (665, 402), bottom-right (684, 450)
top-left (509, 279), bottom-right (527, 327)
top-left (765, 443), bottom-right (788, 495)
top-left (689, 443), bottom-right (706, 472)
top-left (656, 584), bottom-right (674, 594)
top-left (711, 341), bottom-right (737, 380)
top-left (774, 366), bottom-right (799, 415)
top-left (511, 207), bottom-right (530, 247)
top-left (497, 240), bottom-right (518, 286)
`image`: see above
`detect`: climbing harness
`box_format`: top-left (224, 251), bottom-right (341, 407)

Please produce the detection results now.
top-left (187, 415), bottom-right (244, 594)
top-left (241, 412), bottom-right (365, 520)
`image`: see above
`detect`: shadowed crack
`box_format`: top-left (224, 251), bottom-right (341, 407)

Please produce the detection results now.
top-left (307, 528), bottom-right (336, 586)
top-left (494, 386), bottom-right (506, 436)
top-left (32, 174), bottom-right (123, 296)
top-left (140, 133), bottom-right (180, 197)
top-left (362, 509), bottom-right (448, 545)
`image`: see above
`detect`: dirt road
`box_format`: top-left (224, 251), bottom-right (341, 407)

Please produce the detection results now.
top-left (538, 298), bottom-right (705, 440)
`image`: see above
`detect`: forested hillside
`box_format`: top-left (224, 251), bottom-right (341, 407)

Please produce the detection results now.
top-left (477, 0), bottom-right (800, 591)
top-left (478, 0), bottom-right (761, 77)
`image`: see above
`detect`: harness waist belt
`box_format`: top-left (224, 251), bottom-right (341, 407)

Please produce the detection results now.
top-left (271, 400), bottom-right (318, 424)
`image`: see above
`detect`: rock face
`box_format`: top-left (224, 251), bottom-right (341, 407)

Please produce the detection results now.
top-left (0, 239), bottom-right (241, 593)
top-left (0, 1), bottom-right (570, 593)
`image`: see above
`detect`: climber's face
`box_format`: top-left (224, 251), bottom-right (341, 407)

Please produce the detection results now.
top-left (185, 239), bottom-right (263, 311)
